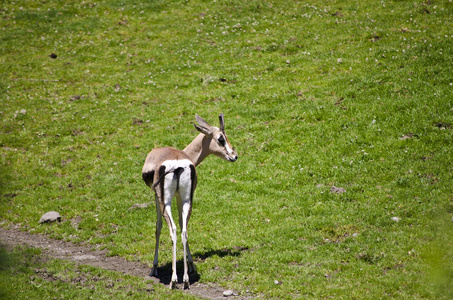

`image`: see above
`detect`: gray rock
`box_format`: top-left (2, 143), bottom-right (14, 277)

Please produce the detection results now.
top-left (330, 186), bottom-right (346, 194)
top-left (39, 211), bottom-right (62, 224)
top-left (223, 290), bottom-right (234, 297)
top-left (128, 202), bottom-right (151, 211)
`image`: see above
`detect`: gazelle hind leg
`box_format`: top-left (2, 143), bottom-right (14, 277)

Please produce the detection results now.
top-left (162, 205), bottom-right (178, 289)
top-left (161, 171), bottom-right (179, 289)
top-left (178, 202), bottom-right (196, 274)
top-left (177, 165), bottom-right (196, 289)
top-left (180, 201), bottom-right (191, 289)
top-left (155, 165), bottom-right (179, 289)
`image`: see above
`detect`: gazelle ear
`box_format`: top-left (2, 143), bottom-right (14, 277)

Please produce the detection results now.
top-left (218, 113), bottom-right (225, 132)
top-left (194, 123), bottom-right (213, 136)
top-left (195, 114), bottom-right (211, 128)
top-left (194, 114), bottom-right (213, 136)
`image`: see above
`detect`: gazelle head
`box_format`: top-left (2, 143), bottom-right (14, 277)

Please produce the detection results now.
top-left (194, 113), bottom-right (238, 162)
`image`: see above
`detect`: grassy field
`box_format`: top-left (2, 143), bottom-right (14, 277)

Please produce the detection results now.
top-left (0, 246), bottom-right (196, 299)
top-left (1, 0), bottom-right (452, 298)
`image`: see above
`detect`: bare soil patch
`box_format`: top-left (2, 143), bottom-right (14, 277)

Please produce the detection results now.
top-left (0, 226), bottom-right (248, 299)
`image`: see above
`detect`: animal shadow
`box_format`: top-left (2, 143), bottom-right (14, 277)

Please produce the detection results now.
top-left (153, 261), bottom-right (200, 287)
top-left (152, 246), bottom-right (248, 287)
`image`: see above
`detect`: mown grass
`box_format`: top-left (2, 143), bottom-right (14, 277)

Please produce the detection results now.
top-left (1, 0), bottom-right (452, 298)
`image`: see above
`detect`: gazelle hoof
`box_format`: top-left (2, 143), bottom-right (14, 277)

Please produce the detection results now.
top-left (183, 273), bottom-right (190, 289)
top-left (150, 266), bottom-right (158, 277)
top-left (170, 280), bottom-right (177, 289)
top-left (183, 280), bottom-right (190, 289)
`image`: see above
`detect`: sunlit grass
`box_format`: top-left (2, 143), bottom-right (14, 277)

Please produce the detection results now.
top-left (1, 0), bottom-right (452, 298)
top-left (0, 246), bottom-right (196, 300)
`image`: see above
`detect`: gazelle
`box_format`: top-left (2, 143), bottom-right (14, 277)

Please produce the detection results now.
top-left (142, 113), bottom-right (238, 289)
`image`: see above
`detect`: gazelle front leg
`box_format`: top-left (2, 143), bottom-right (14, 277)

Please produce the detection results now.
top-left (187, 243), bottom-right (196, 274)
top-left (151, 195), bottom-right (162, 277)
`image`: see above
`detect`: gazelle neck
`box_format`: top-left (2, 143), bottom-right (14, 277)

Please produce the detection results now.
top-left (183, 133), bottom-right (212, 166)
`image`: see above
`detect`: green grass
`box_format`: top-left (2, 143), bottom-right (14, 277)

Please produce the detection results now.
top-left (0, 246), bottom-right (196, 299)
top-left (1, 0), bottom-right (452, 298)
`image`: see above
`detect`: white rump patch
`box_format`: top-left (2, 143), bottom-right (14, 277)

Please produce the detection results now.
top-left (161, 159), bottom-right (194, 197)
top-left (162, 159), bottom-right (193, 171)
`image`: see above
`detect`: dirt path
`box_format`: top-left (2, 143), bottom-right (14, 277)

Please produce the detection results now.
top-left (0, 226), bottom-right (247, 299)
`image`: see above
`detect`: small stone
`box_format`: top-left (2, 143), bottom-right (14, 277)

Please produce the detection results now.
top-left (39, 211), bottom-right (62, 224)
top-left (391, 216), bottom-right (401, 222)
top-left (128, 202), bottom-right (151, 211)
top-left (274, 280), bottom-right (282, 285)
top-left (70, 95), bottom-right (81, 101)
top-left (330, 186), bottom-right (346, 194)
top-left (223, 289), bottom-right (234, 297)
top-left (352, 233), bottom-right (359, 237)
top-left (399, 133), bottom-right (413, 140)
top-left (286, 60), bottom-right (290, 64)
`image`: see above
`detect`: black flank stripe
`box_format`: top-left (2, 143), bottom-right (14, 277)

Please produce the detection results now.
top-left (189, 164), bottom-right (196, 203)
top-left (158, 165), bottom-right (166, 201)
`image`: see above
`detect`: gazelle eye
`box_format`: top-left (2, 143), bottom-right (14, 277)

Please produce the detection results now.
top-left (218, 135), bottom-right (226, 146)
